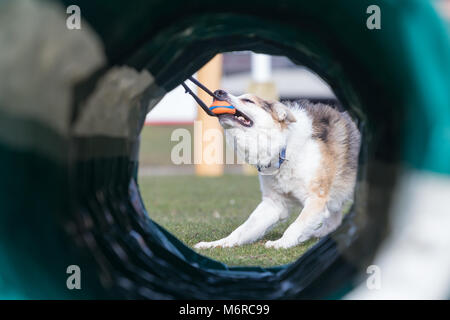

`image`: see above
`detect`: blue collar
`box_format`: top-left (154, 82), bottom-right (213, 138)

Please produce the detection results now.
top-left (257, 147), bottom-right (287, 172)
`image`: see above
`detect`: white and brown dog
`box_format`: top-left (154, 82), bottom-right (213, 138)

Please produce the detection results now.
top-left (195, 90), bottom-right (361, 249)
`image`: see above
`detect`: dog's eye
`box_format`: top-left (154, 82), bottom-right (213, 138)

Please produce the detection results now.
top-left (241, 98), bottom-right (254, 104)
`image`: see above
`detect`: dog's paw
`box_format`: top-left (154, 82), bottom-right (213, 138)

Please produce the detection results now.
top-left (265, 240), bottom-right (281, 249)
top-left (194, 241), bottom-right (217, 249)
top-left (194, 238), bottom-right (237, 249)
top-left (265, 239), bottom-right (297, 249)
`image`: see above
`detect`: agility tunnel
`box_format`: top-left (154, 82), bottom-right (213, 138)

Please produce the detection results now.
top-left (0, 0), bottom-right (449, 299)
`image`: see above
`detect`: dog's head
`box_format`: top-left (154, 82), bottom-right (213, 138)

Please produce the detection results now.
top-left (213, 89), bottom-right (296, 167)
top-left (213, 90), bottom-right (296, 130)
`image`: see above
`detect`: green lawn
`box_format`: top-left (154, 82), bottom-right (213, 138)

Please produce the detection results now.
top-left (139, 174), bottom-right (317, 267)
top-left (139, 125), bottom-right (193, 166)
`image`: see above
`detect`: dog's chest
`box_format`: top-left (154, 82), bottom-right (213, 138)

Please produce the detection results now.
top-left (260, 165), bottom-right (307, 205)
top-left (277, 166), bottom-right (309, 199)
top-left (261, 140), bottom-right (321, 204)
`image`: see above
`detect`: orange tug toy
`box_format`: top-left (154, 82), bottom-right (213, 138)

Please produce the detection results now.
top-left (209, 99), bottom-right (236, 115)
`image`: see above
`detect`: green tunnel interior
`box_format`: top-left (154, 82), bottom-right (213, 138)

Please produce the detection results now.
top-left (0, 0), bottom-right (449, 299)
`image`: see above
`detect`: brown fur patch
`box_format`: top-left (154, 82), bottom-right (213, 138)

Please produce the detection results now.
top-left (308, 142), bottom-right (335, 200)
top-left (296, 100), bottom-right (361, 203)
top-left (248, 95), bottom-right (296, 128)
top-left (250, 95), bottom-right (272, 112)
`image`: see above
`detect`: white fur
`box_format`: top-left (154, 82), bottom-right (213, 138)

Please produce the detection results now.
top-left (195, 94), bottom-right (350, 250)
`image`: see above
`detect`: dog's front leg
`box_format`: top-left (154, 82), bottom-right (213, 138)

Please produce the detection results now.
top-left (194, 197), bottom-right (287, 249)
top-left (265, 197), bottom-right (328, 249)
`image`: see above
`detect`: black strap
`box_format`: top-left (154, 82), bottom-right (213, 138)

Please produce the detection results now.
top-left (182, 76), bottom-right (224, 117)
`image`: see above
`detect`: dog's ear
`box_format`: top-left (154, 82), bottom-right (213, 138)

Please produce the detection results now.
top-left (271, 102), bottom-right (296, 123)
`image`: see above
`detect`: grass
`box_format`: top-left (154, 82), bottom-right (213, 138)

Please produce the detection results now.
top-left (139, 174), bottom-right (317, 267)
top-left (139, 125), bottom-right (193, 166)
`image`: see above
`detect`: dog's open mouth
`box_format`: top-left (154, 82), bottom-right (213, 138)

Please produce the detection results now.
top-left (218, 109), bottom-right (253, 127)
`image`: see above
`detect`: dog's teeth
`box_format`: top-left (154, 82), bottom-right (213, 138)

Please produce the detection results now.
top-left (238, 116), bottom-right (244, 121)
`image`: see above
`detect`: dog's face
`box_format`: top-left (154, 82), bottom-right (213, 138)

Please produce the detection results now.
top-left (215, 91), bottom-right (296, 130)
top-left (215, 90), bottom-right (296, 166)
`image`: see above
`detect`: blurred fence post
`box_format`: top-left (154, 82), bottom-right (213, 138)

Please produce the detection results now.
top-left (195, 54), bottom-right (224, 176)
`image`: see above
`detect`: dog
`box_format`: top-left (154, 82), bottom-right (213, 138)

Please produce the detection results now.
top-left (194, 90), bottom-right (361, 249)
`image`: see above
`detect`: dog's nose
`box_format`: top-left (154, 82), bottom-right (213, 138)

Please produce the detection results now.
top-left (214, 89), bottom-right (228, 100)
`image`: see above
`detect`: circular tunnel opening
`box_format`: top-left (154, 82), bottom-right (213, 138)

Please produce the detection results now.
top-left (139, 51), bottom-right (365, 268)
top-left (71, 11), bottom-right (396, 299)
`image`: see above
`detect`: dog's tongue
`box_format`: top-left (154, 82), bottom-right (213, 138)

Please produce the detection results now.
top-left (209, 99), bottom-right (236, 115)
